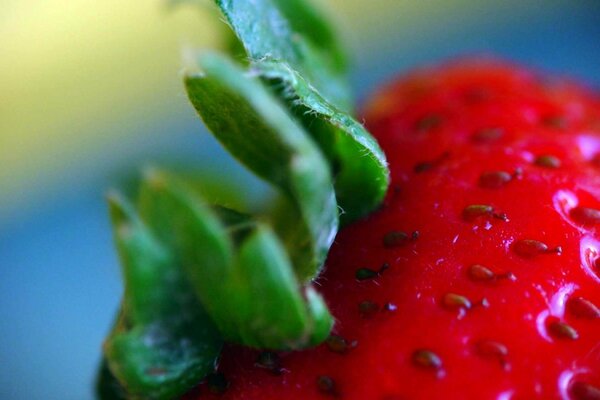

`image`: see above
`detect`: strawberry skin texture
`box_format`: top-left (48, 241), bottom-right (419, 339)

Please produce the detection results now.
top-left (189, 59), bottom-right (600, 400)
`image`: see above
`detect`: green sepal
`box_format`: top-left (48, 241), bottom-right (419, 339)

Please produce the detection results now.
top-left (214, 0), bottom-right (352, 111)
top-left (256, 60), bottom-right (390, 222)
top-left (101, 0), bottom-right (392, 397)
top-left (102, 194), bottom-right (223, 400)
top-left (269, 0), bottom-right (347, 72)
top-left (232, 224), bottom-right (333, 348)
top-left (96, 359), bottom-right (127, 400)
top-left (207, 0), bottom-right (389, 221)
top-left (304, 286), bottom-right (334, 345)
top-left (137, 170), bottom-right (240, 337)
top-left (184, 53), bottom-right (338, 281)
top-left (137, 169), bottom-right (333, 349)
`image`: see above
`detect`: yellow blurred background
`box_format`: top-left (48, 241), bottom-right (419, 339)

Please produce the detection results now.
top-left (2, 0), bottom-right (219, 218)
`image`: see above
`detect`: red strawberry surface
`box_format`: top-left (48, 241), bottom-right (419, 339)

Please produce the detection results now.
top-left (188, 59), bottom-right (600, 400)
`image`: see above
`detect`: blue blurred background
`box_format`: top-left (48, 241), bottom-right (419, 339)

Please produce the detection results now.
top-left (1, 0), bottom-right (599, 398)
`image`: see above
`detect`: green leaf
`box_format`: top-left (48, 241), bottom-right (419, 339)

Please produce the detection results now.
top-left (232, 223), bottom-right (333, 348)
top-left (101, 1), bottom-right (392, 397)
top-left (103, 194), bottom-right (222, 400)
top-left (137, 170), bottom-right (241, 336)
top-left (185, 53), bottom-right (338, 280)
top-left (208, 0), bottom-right (389, 221)
top-left (269, 0), bottom-right (346, 72)
top-left (96, 359), bottom-right (127, 400)
top-left (304, 285), bottom-right (334, 345)
top-left (136, 169), bottom-right (332, 349)
top-left (257, 60), bottom-right (390, 222)
top-left (137, 170), bottom-right (243, 337)
top-left (213, 0), bottom-right (352, 111)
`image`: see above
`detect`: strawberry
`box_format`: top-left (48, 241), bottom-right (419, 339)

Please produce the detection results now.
top-left (184, 59), bottom-right (600, 399)
top-left (97, 2), bottom-right (600, 399)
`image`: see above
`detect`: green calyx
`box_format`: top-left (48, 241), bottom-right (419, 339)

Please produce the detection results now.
top-left (98, 0), bottom-right (389, 398)
top-left (101, 192), bottom-right (223, 400)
